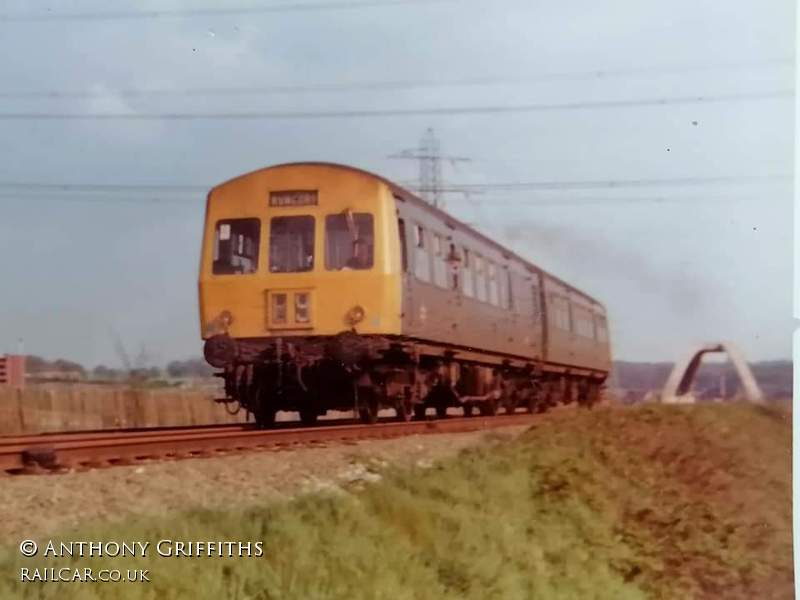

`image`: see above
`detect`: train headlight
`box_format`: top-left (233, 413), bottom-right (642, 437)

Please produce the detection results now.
top-left (345, 305), bottom-right (365, 326)
top-left (295, 292), bottom-right (310, 323)
top-left (204, 310), bottom-right (235, 337)
top-left (219, 310), bottom-right (234, 328)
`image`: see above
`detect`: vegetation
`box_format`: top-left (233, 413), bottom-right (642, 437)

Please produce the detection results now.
top-left (23, 355), bottom-right (213, 383)
top-left (24, 355), bottom-right (87, 377)
top-left (0, 404), bottom-right (790, 599)
top-left (165, 358), bottom-right (214, 378)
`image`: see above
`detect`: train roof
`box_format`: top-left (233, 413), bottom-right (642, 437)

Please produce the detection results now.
top-left (212, 161), bottom-right (605, 310)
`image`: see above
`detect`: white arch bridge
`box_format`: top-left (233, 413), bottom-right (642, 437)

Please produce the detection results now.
top-left (661, 342), bottom-right (764, 404)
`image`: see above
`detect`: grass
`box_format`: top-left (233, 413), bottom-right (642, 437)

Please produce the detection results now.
top-left (0, 403), bottom-right (791, 599)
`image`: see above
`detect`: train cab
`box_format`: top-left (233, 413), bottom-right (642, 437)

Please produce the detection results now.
top-left (199, 163), bottom-right (403, 344)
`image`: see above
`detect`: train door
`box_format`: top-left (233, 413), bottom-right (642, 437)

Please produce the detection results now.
top-left (533, 272), bottom-right (547, 361)
top-left (446, 241), bottom-right (465, 344)
top-left (504, 265), bottom-right (518, 348)
top-left (398, 218), bottom-right (414, 327)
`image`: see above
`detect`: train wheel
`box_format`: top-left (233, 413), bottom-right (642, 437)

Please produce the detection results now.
top-left (256, 406), bottom-right (277, 428)
top-left (299, 403), bottom-right (318, 426)
top-left (538, 383), bottom-right (553, 413)
top-left (479, 398), bottom-right (498, 416)
top-left (435, 403), bottom-right (448, 419)
top-left (413, 405), bottom-right (427, 420)
top-left (358, 387), bottom-right (379, 424)
top-left (359, 402), bottom-right (379, 424)
top-left (463, 403), bottom-right (475, 417)
top-left (526, 383), bottom-right (542, 414)
top-left (395, 396), bottom-right (413, 422)
top-left (505, 392), bottom-right (518, 415)
top-left (585, 382), bottom-right (601, 408)
top-left (252, 384), bottom-right (276, 429)
top-left (563, 379), bottom-right (576, 405)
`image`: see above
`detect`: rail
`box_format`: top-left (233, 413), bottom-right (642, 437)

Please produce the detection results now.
top-left (0, 413), bottom-right (539, 476)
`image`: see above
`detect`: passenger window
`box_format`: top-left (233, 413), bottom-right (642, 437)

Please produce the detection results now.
top-left (595, 315), bottom-right (608, 342)
top-left (488, 262), bottom-right (499, 306)
top-left (474, 255), bottom-right (487, 302)
top-left (574, 307), bottom-right (595, 338)
top-left (505, 268), bottom-right (514, 310)
top-left (325, 212), bottom-right (374, 270)
top-left (414, 224), bottom-right (430, 282)
top-left (213, 218), bottom-right (260, 275)
top-left (269, 216), bottom-right (315, 273)
top-left (448, 244), bottom-right (459, 290)
top-left (415, 224), bottom-right (424, 248)
top-left (461, 249), bottom-right (474, 297)
top-left (398, 219), bottom-right (408, 272)
top-left (433, 234), bottom-right (448, 288)
top-left (550, 294), bottom-right (571, 330)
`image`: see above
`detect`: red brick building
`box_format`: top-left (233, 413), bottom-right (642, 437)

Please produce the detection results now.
top-left (0, 355), bottom-right (26, 388)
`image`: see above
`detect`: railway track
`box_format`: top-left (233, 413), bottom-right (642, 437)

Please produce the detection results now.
top-left (0, 413), bottom-right (539, 476)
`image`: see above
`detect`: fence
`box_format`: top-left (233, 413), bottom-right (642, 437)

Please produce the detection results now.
top-left (0, 384), bottom-right (247, 435)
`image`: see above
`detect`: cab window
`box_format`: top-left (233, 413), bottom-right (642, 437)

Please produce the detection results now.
top-left (212, 218), bottom-right (260, 275)
top-left (325, 213), bottom-right (374, 270)
top-left (269, 216), bottom-right (315, 272)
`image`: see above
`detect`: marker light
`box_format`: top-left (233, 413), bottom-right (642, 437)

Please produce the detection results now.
top-left (295, 292), bottom-right (310, 323)
top-left (272, 293), bottom-right (287, 324)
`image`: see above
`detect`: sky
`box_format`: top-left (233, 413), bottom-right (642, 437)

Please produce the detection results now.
top-left (0, 0), bottom-right (795, 368)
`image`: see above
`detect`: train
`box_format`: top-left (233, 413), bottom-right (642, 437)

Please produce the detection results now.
top-left (198, 162), bottom-right (612, 427)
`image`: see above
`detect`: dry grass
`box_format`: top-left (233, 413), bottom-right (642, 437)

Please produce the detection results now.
top-left (0, 403), bottom-right (791, 599)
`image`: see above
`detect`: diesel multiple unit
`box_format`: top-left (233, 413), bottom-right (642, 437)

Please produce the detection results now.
top-left (199, 162), bottom-right (612, 426)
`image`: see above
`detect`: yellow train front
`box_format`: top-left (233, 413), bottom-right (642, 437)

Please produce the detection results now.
top-left (199, 162), bottom-right (612, 427)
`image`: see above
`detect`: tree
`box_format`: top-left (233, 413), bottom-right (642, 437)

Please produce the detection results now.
top-left (92, 365), bottom-right (121, 381)
top-left (166, 358), bottom-right (213, 378)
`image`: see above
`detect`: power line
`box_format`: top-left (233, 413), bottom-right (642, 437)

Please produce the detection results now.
top-left (0, 193), bottom-right (198, 205)
top-left (0, 174), bottom-right (788, 195)
top-left (0, 90), bottom-right (790, 120)
top-left (0, 182), bottom-right (204, 193)
top-left (0, 191), bottom-right (780, 207)
top-left (407, 174), bottom-right (791, 192)
top-left (0, 0), bottom-right (446, 22)
top-left (442, 194), bottom-right (780, 206)
top-left (0, 59), bottom-right (791, 100)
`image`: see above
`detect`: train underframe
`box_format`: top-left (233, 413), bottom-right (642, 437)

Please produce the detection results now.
top-left (204, 332), bottom-right (606, 428)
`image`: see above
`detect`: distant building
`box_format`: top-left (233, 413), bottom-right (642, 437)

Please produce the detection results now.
top-left (0, 355), bottom-right (26, 388)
